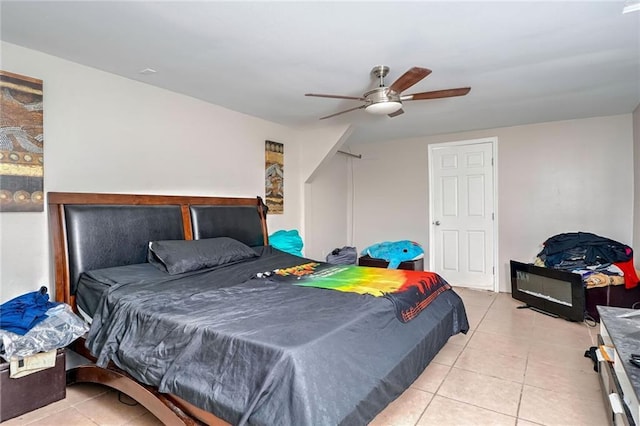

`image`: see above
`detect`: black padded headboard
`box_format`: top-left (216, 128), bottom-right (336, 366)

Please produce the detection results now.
top-left (64, 205), bottom-right (184, 294)
top-left (190, 205), bottom-right (265, 247)
top-left (48, 192), bottom-right (269, 308)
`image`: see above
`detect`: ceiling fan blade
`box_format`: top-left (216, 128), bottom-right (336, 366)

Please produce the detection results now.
top-left (388, 108), bottom-right (405, 118)
top-left (402, 87), bottom-right (471, 101)
top-left (319, 104), bottom-right (366, 120)
top-left (305, 93), bottom-right (365, 101)
top-left (388, 67), bottom-right (432, 94)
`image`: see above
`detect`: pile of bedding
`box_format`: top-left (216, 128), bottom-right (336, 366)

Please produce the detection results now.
top-left (535, 232), bottom-right (640, 289)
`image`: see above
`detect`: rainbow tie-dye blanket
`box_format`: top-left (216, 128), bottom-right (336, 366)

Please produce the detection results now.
top-left (267, 262), bottom-right (451, 323)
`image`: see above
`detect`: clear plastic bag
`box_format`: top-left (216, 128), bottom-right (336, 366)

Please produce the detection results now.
top-left (0, 303), bottom-right (89, 361)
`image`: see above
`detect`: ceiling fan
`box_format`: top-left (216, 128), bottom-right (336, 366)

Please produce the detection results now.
top-left (305, 65), bottom-right (471, 120)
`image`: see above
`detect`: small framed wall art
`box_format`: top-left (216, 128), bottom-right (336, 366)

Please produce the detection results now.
top-left (265, 140), bottom-right (283, 214)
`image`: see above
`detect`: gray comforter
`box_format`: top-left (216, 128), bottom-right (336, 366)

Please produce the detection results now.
top-left (86, 247), bottom-right (468, 425)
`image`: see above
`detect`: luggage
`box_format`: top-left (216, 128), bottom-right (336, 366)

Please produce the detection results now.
top-left (326, 246), bottom-right (357, 265)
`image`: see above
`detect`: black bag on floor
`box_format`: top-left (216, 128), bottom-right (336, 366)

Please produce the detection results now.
top-left (326, 246), bottom-right (357, 265)
top-left (584, 346), bottom-right (599, 372)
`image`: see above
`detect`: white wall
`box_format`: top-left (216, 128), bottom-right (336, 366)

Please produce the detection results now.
top-left (294, 124), bottom-right (352, 256)
top-left (303, 153), bottom-right (351, 261)
top-left (0, 42), bottom-right (303, 302)
top-left (351, 141), bottom-right (430, 255)
top-left (634, 104), bottom-right (640, 267)
top-left (298, 124), bottom-right (352, 184)
top-left (349, 114), bottom-right (634, 292)
top-left (3, 41), bottom-right (636, 301)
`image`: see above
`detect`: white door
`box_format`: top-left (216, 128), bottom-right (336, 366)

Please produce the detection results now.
top-left (429, 139), bottom-right (496, 291)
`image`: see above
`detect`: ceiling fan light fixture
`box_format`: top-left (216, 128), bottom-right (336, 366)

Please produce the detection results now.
top-left (306, 65), bottom-right (470, 120)
top-left (365, 101), bottom-right (402, 115)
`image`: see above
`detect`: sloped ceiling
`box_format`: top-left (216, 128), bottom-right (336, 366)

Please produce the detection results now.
top-left (1, 1), bottom-right (639, 145)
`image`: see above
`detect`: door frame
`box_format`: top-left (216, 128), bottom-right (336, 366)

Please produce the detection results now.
top-left (428, 137), bottom-right (499, 292)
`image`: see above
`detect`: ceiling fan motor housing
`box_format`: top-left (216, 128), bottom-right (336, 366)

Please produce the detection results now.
top-left (364, 87), bottom-right (401, 105)
top-left (364, 87), bottom-right (402, 114)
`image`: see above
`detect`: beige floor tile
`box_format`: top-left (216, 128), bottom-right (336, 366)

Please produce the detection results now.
top-left (411, 362), bottom-right (451, 393)
top-left (24, 407), bottom-right (98, 426)
top-left (431, 342), bottom-right (464, 366)
top-left (72, 390), bottom-right (149, 425)
top-left (531, 320), bottom-right (593, 349)
top-left (482, 304), bottom-right (535, 323)
top-left (476, 316), bottom-right (535, 339)
top-left (447, 328), bottom-right (473, 346)
top-left (454, 288), bottom-right (497, 309)
top-left (489, 293), bottom-right (526, 309)
top-left (0, 399), bottom-right (71, 425)
top-left (454, 346), bottom-right (527, 383)
top-left (122, 413), bottom-right (163, 426)
top-left (524, 359), bottom-right (601, 397)
top-left (369, 388), bottom-right (433, 426)
top-left (531, 311), bottom-right (573, 328)
top-left (417, 395), bottom-right (517, 426)
top-left (464, 306), bottom-right (490, 330)
top-left (516, 419), bottom-right (543, 426)
top-left (437, 368), bottom-right (522, 416)
top-left (518, 384), bottom-right (608, 426)
top-left (527, 340), bottom-right (598, 372)
top-left (467, 330), bottom-right (531, 359)
top-left (532, 312), bottom-right (594, 342)
top-left (65, 383), bottom-right (111, 406)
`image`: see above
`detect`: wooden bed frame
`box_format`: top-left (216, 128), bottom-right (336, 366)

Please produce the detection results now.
top-left (48, 191), bottom-right (470, 425)
top-left (48, 192), bottom-right (269, 425)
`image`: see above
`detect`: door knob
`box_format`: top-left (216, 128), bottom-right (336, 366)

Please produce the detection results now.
top-left (433, 220), bottom-right (440, 226)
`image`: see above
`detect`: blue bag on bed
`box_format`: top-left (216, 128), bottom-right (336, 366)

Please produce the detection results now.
top-left (269, 230), bottom-right (303, 257)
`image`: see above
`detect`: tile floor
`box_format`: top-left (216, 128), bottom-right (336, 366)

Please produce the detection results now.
top-left (2, 288), bottom-right (608, 426)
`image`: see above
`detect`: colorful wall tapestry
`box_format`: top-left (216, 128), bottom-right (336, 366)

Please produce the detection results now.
top-left (265, 140), bottom-right (283, 214)
top-left (0, 71), bottom-right (44, 212)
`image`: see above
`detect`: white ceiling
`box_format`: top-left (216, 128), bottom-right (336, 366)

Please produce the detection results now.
top-left (1, 1), bottom-right (639, 145)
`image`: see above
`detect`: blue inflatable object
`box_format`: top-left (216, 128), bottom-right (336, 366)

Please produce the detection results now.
top-left (269, 230), bottom-right (303, 257)
top-left (361, 240), bottom-right (424, 269)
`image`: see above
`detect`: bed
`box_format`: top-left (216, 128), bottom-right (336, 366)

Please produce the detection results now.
top-left (48, 192), bottom-right (469, 425)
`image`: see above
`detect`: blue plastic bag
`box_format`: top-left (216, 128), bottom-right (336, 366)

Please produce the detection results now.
top-left (269, 230), bottom-right (303, 256)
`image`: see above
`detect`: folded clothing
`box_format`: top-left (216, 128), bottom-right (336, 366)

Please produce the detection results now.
top-left (584, 273), bottom-right (625, 289)
top-left (0, 287), bottom-right (59, 335)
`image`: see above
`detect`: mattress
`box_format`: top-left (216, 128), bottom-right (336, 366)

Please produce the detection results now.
top-left (77, 263), bottom-right (170, 320)
top-left (85, 247), bottom-right (469, 425)
top-left (76, 246), bottom-right (270, 319)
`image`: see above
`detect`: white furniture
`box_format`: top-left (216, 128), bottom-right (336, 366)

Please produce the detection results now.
top-left (598, 306), bottom-right (640, 426)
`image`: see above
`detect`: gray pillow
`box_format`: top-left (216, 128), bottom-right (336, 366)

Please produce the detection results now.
top-left (148, 237), bottom-right (257, 275)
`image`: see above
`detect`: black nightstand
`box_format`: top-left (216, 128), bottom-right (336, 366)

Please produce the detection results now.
top-left (358, 255), bottom-right (424, 271)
